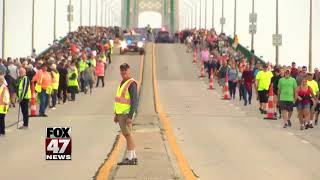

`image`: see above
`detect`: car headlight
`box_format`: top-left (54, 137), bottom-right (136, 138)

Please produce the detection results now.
top-left (121, 41), bottom-right (127, 49)
top-left (137, 42), bottom-right (143, 48)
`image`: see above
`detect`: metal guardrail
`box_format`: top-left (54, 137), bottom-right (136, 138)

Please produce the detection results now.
top-left (228, 37), bottom-right (266, 65)
top-left (35, 35), bottom-right (68, 60)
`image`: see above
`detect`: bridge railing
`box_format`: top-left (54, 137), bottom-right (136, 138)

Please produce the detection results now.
top-left (35, 36), bottom-right (68, 60)
top-left (227, 37), bottom-right (266, 66)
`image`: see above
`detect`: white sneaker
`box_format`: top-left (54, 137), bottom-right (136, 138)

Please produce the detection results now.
top-left (52, 107), bottom-right (56, 110)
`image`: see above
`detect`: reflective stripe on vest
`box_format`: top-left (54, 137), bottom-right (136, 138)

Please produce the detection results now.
top-left (52, 71), bottom-right (60, 90)
top-left (68, 70), bottom-right (78, 87)
top-left (18, 76), bottom-right (31, 99)
top-left (0, 86), bottom-right (9, 114)
top-left (79, 60), bottom-right (88, 73)
top-left (114, 78), bottom-right (135, 114)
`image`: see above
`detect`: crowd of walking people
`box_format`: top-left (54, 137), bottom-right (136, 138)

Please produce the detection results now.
top-left (181, 28), bottom-right (320, 130)
top-left (0, 26), bottom-right (116, 136)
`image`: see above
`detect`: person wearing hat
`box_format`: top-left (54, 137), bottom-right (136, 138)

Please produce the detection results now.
top-left (32, 63), bottom-right (52, 117)
top-left (114, 63), bottom-right (138, 165)
top-left (17, 68), bottom-right (31, 129)
top-left (0, 76), bottom-right (10, 136)
top-left (255, 64), bottom-right (273, 114)
top-left (50, 64), bottom-right (59, 109)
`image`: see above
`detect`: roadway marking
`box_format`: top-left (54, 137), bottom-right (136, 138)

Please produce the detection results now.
top-left (152, 44), bottom-right (197, 180)
top-left (301, 140), bottom-right (310, 144)
top-left (96, 54), bottom-right (145, 180)
top-left (287, 132), bottom-right (295, 136)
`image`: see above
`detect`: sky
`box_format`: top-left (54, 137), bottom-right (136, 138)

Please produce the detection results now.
top-left (0, 0), bottom-right (319, 69)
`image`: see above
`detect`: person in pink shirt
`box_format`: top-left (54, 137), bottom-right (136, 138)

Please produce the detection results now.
top-left (201, 47), bottom-right (210, 70)
top-left (96, 58), bottom-right (105, 87)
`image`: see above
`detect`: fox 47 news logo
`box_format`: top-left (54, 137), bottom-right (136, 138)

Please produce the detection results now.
top-left (45, 127), bottom-right (72, 160)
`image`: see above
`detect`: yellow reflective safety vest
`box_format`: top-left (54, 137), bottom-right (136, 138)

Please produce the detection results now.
top-left (68, 69), bottom-right (79, 87)
top-left (18, 76), bottom-right (31, 100)
top-left (0, 86), bottom-right (9, 114)
top-left (79, 60), bottom-right (88, 73)
top-left (52, 71), bottom-right (60, 90)
top-left (114, 78), bottom-right (136, 114)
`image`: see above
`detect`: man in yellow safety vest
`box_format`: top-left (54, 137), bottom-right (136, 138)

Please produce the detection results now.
top-left (114, 63), bottom-right (138, 165)
top-left (50, 64), bottom-right (60, 109)
top-left (17, 68), bottom-right (31, 129)
top-left (78, 54), bottom-right (88, 92)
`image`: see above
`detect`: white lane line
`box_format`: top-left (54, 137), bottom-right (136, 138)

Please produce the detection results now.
top-left (301, 140), bottom-right (310, 144)
top-left (287, 132), bottom-right (295, 136)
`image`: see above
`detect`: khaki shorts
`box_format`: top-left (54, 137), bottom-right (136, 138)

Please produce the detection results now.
top-left (116, 114), bottom-right (132, 135)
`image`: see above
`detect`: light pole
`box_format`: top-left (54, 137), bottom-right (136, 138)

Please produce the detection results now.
top-left (108, 5), bottom-right (111, 26)
top-left (212, 0), bottom-right (215, 29)
top-left (54, 0), bottom-right (57, 40)
top-left (105, 2), bottom-right (107, 26)
top-left (309, 0), bottom-right (313, 71)
top-left (89, 0), bottom-right (92, 26)
top-left (199, 0), bottom-right (202, 28)
top-left (194, 0), bottom-right (197, 29)
top-left (205, 0), bottom-right (207, 29)
top-left (80, 0), bottom-right (83, 26)
top-left (221, 0), bottom-right (224, 33)
top-left (32, 0), bottom-right (35, 52)
top-left (251, 0), bottom-right (255, 52)
top-left (1, 0), bottom-right (6, 59)
top-left (68, 0), bottom-right (72, 32)
top-left (275, 0), bottom-right (279, 65)
top-left (96, 0), bottom-right (98, 26)
top-left (234, 0), bottom-right (237, 35)
top-left (101, 0), bottom-right (104, 26)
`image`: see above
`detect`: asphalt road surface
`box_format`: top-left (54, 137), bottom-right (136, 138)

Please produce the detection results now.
top-left (155, 43), bottom-right (320, 180)
top-left (0, 54), bottom-right (142, 180)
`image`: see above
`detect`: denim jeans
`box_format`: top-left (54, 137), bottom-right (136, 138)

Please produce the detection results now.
top-left (80, 74), bottom-right (85, 92)
top-left (39, 89), bottom-right (49, 115)
top-left (228, 81), bottom-right (237, 99)
top-left (243, 85), bottom-right (253, 105)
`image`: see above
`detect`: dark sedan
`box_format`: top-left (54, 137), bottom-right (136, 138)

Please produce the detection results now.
top-left (155, 31), bottom-right (174, 43)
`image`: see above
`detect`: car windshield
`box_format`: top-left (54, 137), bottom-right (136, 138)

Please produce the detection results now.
top-left (158, 31), bottom-right (169, 37)
top-left (124, 35), bottom-right (141, 41)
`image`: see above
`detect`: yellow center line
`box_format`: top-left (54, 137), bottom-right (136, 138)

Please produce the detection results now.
top-left (152, 44), bottom-right (197, 180)
top-left (96, 54), bottom-right (145, 180)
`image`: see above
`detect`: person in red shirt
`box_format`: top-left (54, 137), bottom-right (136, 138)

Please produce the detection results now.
top-left (296, 78), bottom-right (316, 130)
top-left (242, 65), bottom-right (254, 105)
top-left (290, 62), bottom-right (299, 78)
